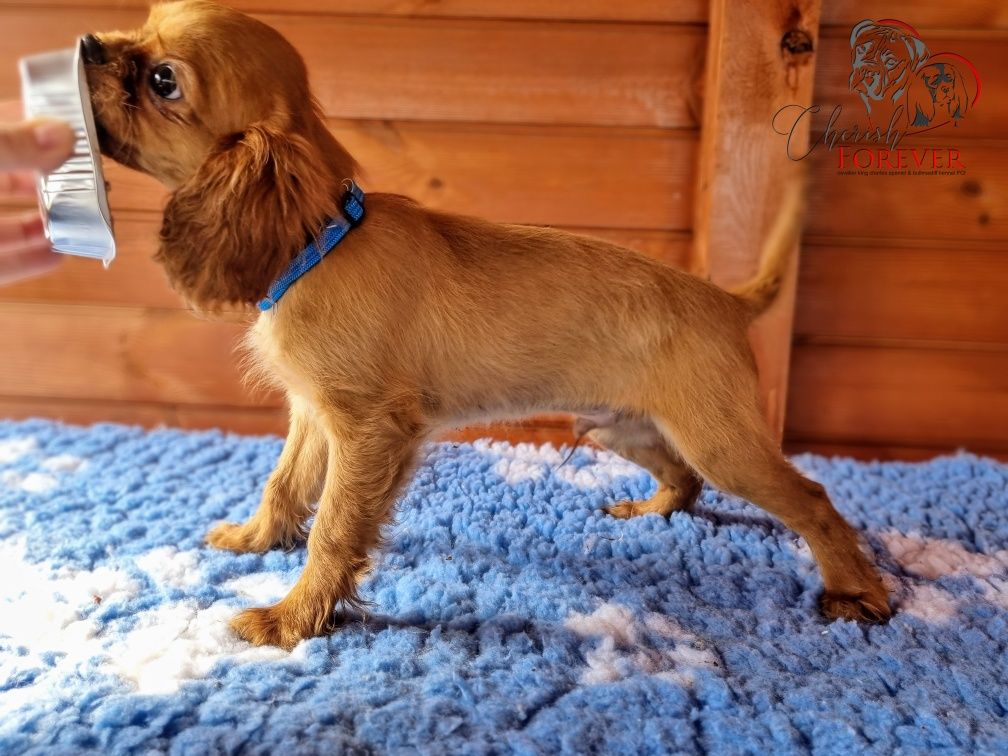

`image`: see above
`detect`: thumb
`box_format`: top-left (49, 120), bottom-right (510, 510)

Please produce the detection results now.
top-left (0, 119), bottom-right (76, 172)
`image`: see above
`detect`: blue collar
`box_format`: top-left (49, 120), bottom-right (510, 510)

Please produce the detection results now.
top-left (257, 182), bottom-right (365, 311)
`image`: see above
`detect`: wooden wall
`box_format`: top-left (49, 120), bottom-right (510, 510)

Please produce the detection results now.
top-left (0, 1), bottom-right (1005, 460)
top-left (0, 1), bottom-right (701, 439)
top-left (787, 3), bottom-right (1008, 460)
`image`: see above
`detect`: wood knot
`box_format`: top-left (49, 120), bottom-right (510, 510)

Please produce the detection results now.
top-left (961, 179), bottom-right (982, 197)
top-left (781, 28), bottom-right (814, 57)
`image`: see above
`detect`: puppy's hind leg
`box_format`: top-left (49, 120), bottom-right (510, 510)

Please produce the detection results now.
top-left (650, 378), bottom-right (891, 624)
top-left (207, 395), bottom-right (326, 553)
top-left (580, 413), bottom-right (702, 519)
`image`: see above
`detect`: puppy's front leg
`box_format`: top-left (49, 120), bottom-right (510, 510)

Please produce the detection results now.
top-left (230, 405), bottom-right (424, 649)
top-left (207, 395), bottom-right (326, 553)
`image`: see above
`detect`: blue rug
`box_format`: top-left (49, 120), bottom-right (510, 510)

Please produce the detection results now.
top-left (0, 418), bottom-right (1006, 754)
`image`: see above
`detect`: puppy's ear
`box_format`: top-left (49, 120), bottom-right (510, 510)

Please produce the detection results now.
top-left (905, 70), bottom-right (935, 127)
top-left (158, 118), bottom-right (347, 311)
top-left (950, 69), bottom-right (969, 121)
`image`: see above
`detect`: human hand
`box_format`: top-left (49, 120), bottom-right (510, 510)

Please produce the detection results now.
top-left (0, 102), bottom-right (76, 285)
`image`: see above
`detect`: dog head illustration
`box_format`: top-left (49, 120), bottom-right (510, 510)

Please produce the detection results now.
top-left (849, 20), bottom-right (928, 115)
top-left (907, 62), bottom-right (970, 127)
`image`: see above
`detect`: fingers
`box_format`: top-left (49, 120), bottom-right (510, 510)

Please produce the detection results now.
top-left (0, 239), bottom-right (60, 286)
top-left (0, 211), bottom-right (45, 249)
top-left (0, 211), bottom-right (61, 285)
top-left (0, 119), bottom-right (76, 172)
top-left (0, 170), bottom-right (39, 197)
top-left (0, 100), bottom-right (20, 121)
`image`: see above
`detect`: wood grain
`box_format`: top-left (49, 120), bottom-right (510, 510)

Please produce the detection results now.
top-left (10, 0), bottom-right (1007, 27)
top-left (56, 122), bottom-right (696, 231)
top-left (795, 243), bottom-right (1008, 345)
top-left (820, 2), bottom-right (1008, 29)
top-left (786, 344), bottom-right (1008, 451)
top-left (0, 393), bottom-right (580, 446)
top-left (0, 213), bottom-right (180, 308)
top-left (693, 0), bottom-right (821, 439)
top-left (0, 395), bottom-right (289, 436)
top-left (783, 440), bottom-right (1008, 462)
top-left (0, 212), bottom-right (691, 309)
top-left (0, 0), bottom-right (706, 23)
top-left (8, 0), bottom-right (1005, 28)
top-left (0, 302), bottom-right (275, 406)
top-left (805, 140), bottom-right (1006, 242)
top-left (0, 8), bottom-right (703, 129)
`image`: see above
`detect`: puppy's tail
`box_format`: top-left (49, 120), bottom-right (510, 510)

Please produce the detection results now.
top-left (729, 178), bottom-right (805, 320)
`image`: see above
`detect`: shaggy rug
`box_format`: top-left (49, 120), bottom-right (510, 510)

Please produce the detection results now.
top-left (0, 418), bottom-right (1006, 754)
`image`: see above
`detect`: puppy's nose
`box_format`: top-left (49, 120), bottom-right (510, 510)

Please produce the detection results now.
top-left (81, 34), bottom-right (106, 65)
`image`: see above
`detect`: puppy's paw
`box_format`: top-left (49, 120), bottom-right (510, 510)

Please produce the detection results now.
top-left (604, 501), bottom-right (648, 519)
top-left (230, 604), bottom-right (310, 650)
top-left (206, 520), bottom-right (303, 553)
top-left (604, 488), bottom-right (694, 520)
top-left (206, 521), bottom-right (271, 553)
top-left (820, 589), bottom-right (892, 624)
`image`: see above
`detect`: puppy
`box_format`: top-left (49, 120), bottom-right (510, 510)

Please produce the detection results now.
top-left (85, 1), bottom-right (890, 648)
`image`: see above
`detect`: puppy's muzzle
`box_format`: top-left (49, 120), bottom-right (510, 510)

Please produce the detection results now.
top-left (81, 34), bottom-right (106, 66)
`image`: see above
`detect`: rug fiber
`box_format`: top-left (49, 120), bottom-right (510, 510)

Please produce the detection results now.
top-left (0, 419), bottom-right (1006, 754)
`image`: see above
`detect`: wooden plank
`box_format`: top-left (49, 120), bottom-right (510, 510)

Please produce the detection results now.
top-left (168, 404), bottom-right (287, 435)
top-left (0, 1), bottom-right (706, 23)
top-left (61, 122), bottom-right (694, 231)
top-left (0, 396), bottom-right (289, 436)
top-left (0, 396), bottom-right (184, 430)
top-left (795, 244), bottom-right (1008, 344)
top-left (821, 2), bottom-right (1008, 29)
top-left (14, 0), bottom-right (1007, 28)
top-left (0, 212), bottom-right (691, 309)
top-left (0, 393), bottom-right (580, 446)
top-left (786, 344), bottom-right (1008, 451)
top-left (0, 303), bottom-right (278, 406)
top-left (270, 15), bottom-right (702, 129)
top-left (692, 0), bottom-right (821, 440)
top-left (783, 439), bottom-right (1008, 462)
top-left (814, 31), bottom-right (1008, 140)
top-left (805, 141), bottom-right (1007, 242)
top-left (0, 8), bottom-right (703, 129)
top-left (0, 213), bottom-right (180, 308)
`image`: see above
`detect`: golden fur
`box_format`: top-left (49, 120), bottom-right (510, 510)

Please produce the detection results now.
top-left (86, 0), bottom-right (890, 649)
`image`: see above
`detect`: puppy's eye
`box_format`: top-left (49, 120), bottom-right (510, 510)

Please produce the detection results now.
top-left (150, 63), bottom-right (182, 100)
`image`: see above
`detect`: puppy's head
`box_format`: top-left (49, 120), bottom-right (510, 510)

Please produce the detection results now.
top-left (86, 0), bottom-right (357, 310)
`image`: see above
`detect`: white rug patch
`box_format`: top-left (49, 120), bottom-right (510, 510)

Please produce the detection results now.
top-left (0, 539), bottom-right (139, 715)
top-left (106, 600), bottom-right (299, 696)
top-left (481, 440), bottom-right (645, 489)
top-left (40, 455), bottom-right (86, 474)
top-left (881, 531), bottom-right (1008, 617)
top-left (135, 547), bottom-right (203, 589)
top-left (2, 471), bottom-right (58, 493)
top-left (224, 572), bottom-right (294, 604)
top-left (0, 539), bottom-right (303, 703)
top-left (566, 602), bottom-right (720, 686)
top-left (0, 437), bottom-right (36, 464)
